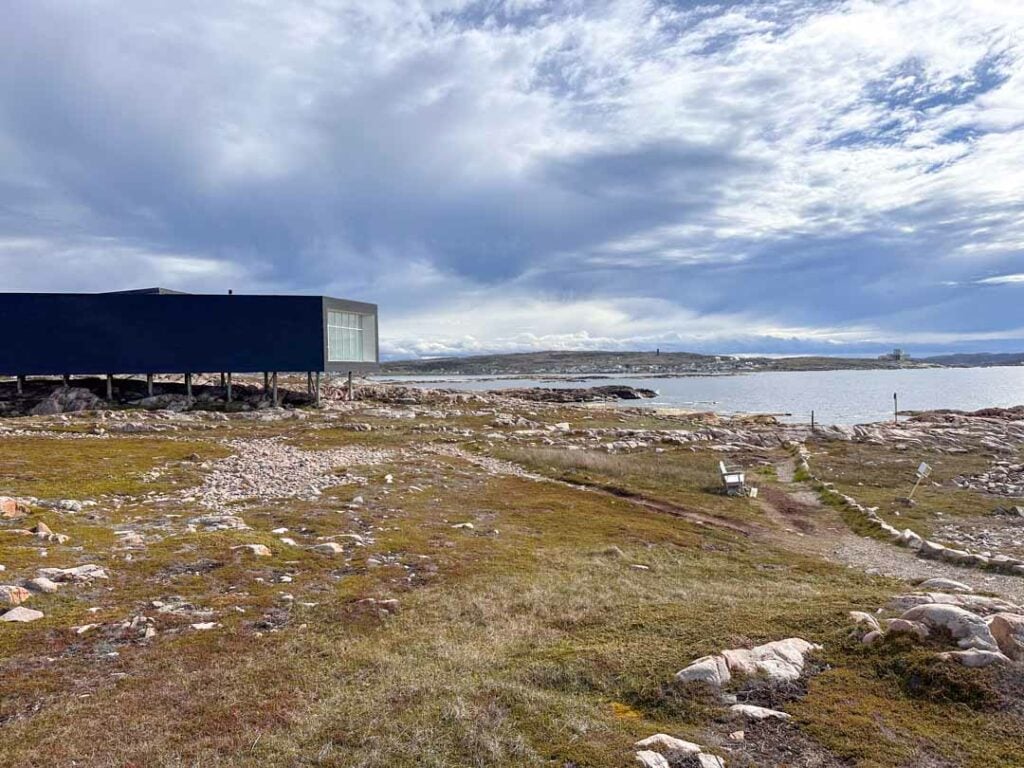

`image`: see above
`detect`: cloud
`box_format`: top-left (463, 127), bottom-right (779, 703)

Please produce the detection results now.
top-left (0, 0), bottom-right (1022, 356)
top-left (977, 273), bottom-right (1024, 285)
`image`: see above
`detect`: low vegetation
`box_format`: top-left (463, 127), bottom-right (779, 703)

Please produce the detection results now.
top-left (1, 392), bottom-right (1022, 766)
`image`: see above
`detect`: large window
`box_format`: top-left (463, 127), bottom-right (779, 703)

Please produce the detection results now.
top-left (327, 310), bottom-right (376, 363)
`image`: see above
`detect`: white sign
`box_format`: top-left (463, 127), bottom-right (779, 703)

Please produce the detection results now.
top-left (916, 462), bottom-right (932, 479)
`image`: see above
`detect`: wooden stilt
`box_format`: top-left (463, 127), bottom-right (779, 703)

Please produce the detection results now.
top-left (226, 373), bottom-right (233, 403)
top-left (106, 374), bottom-right (114, 400)
top-left (314, 371), bottom-right (321, 406)
top-left (272, 372), bottom-right (278, 407)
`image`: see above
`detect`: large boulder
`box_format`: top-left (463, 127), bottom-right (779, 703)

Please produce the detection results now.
top-left (721, 637), bottom-right (821, 682)
top-left (675, 654), bottom-right (731, 686)
top-left (31, 387), bottom-right (101, 415)
top-left (900, 604), bottom-right (999, 651)
top-left (987, 613), bottom-right (1024, 661)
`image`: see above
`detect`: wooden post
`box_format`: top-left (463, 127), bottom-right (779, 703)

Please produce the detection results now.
top-left (226, 373), bottom-right (233, 403)
top-left (811, 410), bottom-right (815, 431)
top-left (271, 372), bottom-right (278, 407)
top-left (186, 373), bottom-right (192, 404)
top-left (314, 371), bottom-right (321, 406)
top-left (146, 373), bottom-right (154, 397)
top-left (62, 374), bottom-right (70, 387)
top-left (263, 372), bottom-right (269, 394)
top-left (893, 392), bottom-right (898, 424)
top-left (307, 371), bottom-right (313, 396)
top-left (220, 372), bottom-right (226, 388)
top-left (106, 374), bottom-right (114, 400)
top-left (347, 370), bottom-right (353, 402)
top-left (16, 375), bottom-right (24, 395)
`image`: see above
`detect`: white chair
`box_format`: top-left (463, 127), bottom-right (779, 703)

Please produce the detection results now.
top-left (719, 460), bottom-right (746, 496)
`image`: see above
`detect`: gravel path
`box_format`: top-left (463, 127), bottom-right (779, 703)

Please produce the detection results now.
top-left (828, 533), bottom-right (1024, 604)
top-left (766, 457), bottom-right (1024, 603)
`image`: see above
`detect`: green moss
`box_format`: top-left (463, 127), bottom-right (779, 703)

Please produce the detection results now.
top-left (0, 436), bottom-right (229, 498)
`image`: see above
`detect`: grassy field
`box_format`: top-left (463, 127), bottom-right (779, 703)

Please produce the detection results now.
top-left (1, 405), bottom-right (1023, 766)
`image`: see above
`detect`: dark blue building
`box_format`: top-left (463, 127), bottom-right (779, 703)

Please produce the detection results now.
top-left (0, 288), bottom-right (378, 402)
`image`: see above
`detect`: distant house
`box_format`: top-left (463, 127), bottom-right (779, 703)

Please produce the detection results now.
top-left (878, 348), bottom-right (910, 362)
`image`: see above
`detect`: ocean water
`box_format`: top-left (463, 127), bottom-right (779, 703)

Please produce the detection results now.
top-left (377, 367), bottom-right (1024, 425)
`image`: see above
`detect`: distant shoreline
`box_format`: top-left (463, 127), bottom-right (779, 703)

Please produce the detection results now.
top-left (374, 363), bottom-right (1024, 382)
top-left (377, 349), bottom-right (1024, 378)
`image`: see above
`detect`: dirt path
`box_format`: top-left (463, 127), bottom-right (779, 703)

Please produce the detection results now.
top-left (598, 484), bottom-right (761, 536)
top-left (761, 462), bottom-right (1024, 604)
top-left (434, 445), bottom-right (762, 537)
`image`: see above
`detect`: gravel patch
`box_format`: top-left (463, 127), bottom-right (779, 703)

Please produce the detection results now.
top-left (184, 438), bottom-right (394, 511)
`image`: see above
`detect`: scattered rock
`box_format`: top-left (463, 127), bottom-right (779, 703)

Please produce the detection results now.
top-left (730, 704), bottom-right (790, 720)
top-left (232, 544), bottom-right (272, 557)
top-left (634, 734), bottom-right (701, 755)
top-left (697, 755), bottom-right (725, 768)
top-left (635, 751), bottom-right (669, 768)
top-left (900, 604), bottom-right (999, 651)
top-left (25, 577), bottom-right (59, 594)
top-left (675, 654), bottom-right (731, 686)
top-left (31, 387), bottom-right (101, 415)
top-left (938, 649), bottom-right (1009, 668)
top-left (0, 497), bottom-right (29, 519)
top-left (720, 638), bottom-right (821, 682)
top-left (848, 611), bottom-right (881, 632)
top-left (885, 618), bottom-right (930, 640)
top-left (861, 630), bottom-right (884, 645)
top-left (311, 542), bottom-right (345, 555)
top-left (987, 613), bottom-right (1024, 660)
top-left (1, 606), bottom-right (44, 622)
top-left (918, 578), bottom-right (973, 593)
top-left (0, 585), bottom-right (32, 606)
top-left (39, 564), bottom-right (109, 582)
top-left (190, 514), bottom-right (249, 531)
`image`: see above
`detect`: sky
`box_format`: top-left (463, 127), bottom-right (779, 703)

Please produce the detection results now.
top-left (1, 1), bottom-right (1022, 359)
